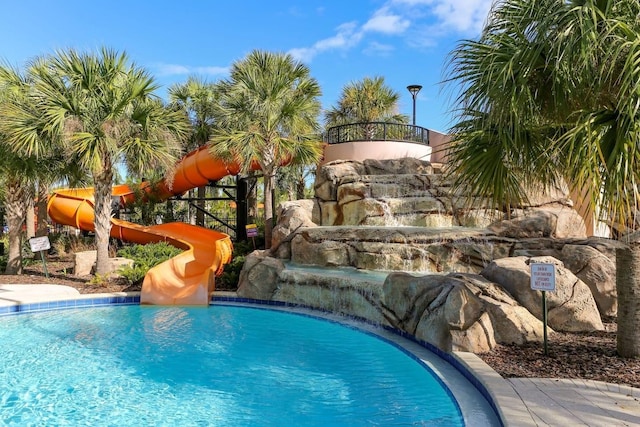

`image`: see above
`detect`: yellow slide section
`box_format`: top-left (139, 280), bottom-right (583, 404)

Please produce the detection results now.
top-left (47, 146), bottom-right (243, 305)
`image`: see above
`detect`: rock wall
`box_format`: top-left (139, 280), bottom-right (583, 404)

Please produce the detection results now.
top-left (237, 252), bottom-right (603, 353)
top-left (238, 157), bottom-right (625, 354)
top-left (314, 158), bottom-right (586, 238)
top-left (272, 199), bottom-right (621, 317)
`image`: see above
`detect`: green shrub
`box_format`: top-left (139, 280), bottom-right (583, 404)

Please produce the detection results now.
top-left (116, 242), bottom-right (182, 285)
top-left (217, 239), bottom-right (260, 291)
top-left (217, 254), bottom-right (246, 291)
top-left (115, 236), bottom-right (260, 290)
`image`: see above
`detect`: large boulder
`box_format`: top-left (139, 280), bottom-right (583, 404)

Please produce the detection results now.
top-left (271, 199), bottom-right (316, 259)
top-left (236, 251), bottom-right (285, 300)
top-left (452, 273), bottom-right (549, 346)
top-left (561, 244), bottom-right (617, 316)
top-left (314, 160), bottom-right (366, 201)
top-left (488, 205), bottom-right (586, 239)
top-left (381, 272), bottom-right (494, 352)
top-left (381, 272), bottom-right (546, 352)
top-left (481, 256), bottom-right (604, 332)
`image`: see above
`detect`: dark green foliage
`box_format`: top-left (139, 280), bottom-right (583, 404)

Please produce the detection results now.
top-left (114, 235), bottom-right (262, 290)
top-left (116, 242), bottom-right (182, 285)
top-left (217, 238), bottom-right (263, 291)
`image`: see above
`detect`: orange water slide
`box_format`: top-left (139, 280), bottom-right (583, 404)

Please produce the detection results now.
top-left (47, 146), bottom-right (244, 305)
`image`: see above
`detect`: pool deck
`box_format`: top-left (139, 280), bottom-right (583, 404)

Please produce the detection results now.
top-left (1, 284), bottom-right (639, 427)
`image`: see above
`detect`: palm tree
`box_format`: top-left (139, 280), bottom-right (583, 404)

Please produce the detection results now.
top-left (210, 50), bottom-right (323, 247)
top-left (324, 76), bottom-right (408, 139)
top-left (0, 64), bottom-right (44, 273)
top-left (1, 61), bottom-right (94, 272)
top-left (445, 0), bottom-right (640, 356)
top-left (277, 164), bottom-right (315, 201)
top-left (10, 48), bottom-right (188, 275)
top-left (169, 77), bottom-right (219, 226)
top-left (0, 150), bottom-right (36, 274)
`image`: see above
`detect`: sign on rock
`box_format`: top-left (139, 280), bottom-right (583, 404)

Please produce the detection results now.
top-left (530, 263), bottom-right (556, 292)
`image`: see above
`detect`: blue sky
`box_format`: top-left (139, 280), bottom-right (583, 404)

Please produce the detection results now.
top-left (1, 0), bottom-right (493, 133)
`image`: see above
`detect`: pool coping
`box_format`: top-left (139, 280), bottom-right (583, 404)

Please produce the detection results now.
top-left (0, 286), bottom-right (534, 426)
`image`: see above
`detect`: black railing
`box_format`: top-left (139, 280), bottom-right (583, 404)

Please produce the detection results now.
top-left (324, 122), bottom-right (429, 145)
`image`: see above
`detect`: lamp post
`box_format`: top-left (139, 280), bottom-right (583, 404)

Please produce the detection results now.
top-left (406, 84), bottom-right (422, 126)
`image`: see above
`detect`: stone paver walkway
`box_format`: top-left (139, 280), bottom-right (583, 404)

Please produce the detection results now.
top-left (506, 377), bottom-right (640, 426)
top-left (455, 351), bottom-right (640, 426)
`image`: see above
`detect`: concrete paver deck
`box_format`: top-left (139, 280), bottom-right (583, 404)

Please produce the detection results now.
top-left (0, 284), bottom-right (80, 305)
top-left (506, 378), bottom-right (640, 426)
top-left (455, 352), bottom-right (640, 426)
top-left (1, 285), bottom-right (639, 426)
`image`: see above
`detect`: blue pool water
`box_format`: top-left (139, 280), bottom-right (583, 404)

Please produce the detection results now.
top-left (0, 305), bottom-right (465, 426)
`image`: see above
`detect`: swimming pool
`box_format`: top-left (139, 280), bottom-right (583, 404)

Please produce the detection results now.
top-left (0, 303), bottom-right (498, 425)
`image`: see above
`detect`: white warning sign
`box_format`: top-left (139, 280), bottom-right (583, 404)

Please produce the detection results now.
top-left (530, 263), bottom-right (556, 291)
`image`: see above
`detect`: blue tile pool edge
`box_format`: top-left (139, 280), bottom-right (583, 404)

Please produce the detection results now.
top-left (0, 292), bottom-right (504, 426)
top-left (0, 294), bottom-right (140, 316)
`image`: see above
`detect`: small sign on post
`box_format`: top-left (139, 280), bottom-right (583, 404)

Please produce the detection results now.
top-left (29, 236), bottom-right (51, 279)
top-left (246, 223), bottom-right (258, 249)
top-left (530, 262), bottom-right (556, 356)
top-left (530, 263), bottom-right (556, 292)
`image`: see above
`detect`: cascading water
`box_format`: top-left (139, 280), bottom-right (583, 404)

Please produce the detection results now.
top-left (278, 158), bottom-right (522, 323)
top-left (277, 264), bottom-right (388, 324)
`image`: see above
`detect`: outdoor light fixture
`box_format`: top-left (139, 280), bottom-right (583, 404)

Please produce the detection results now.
top-left (407, 84), bottom-right (422, 126)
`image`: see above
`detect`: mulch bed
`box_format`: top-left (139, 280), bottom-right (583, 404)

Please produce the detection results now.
top-left (478, 319), bottom-right (640, 389)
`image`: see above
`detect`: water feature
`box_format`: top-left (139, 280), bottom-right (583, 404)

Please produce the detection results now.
top-left (0, 304), bottom-right (499, 426)
top-left (290, 225), bottom-right (513, 274)
top-left (250, 156), bottom-right (594, 356)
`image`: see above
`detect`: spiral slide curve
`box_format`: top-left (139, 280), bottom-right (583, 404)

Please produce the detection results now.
top-left (47, 146), bottom-right (243, 305)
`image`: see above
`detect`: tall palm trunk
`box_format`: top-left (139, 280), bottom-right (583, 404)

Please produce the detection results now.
top-left (617, 242), bottom-right (640, 358)
top-left (35, 182), bottom-right (49, 237)
top-left (296, 175), bottom-right (306, 200)
top-left (263, 172), bottom-right (275, 249)
top-left (5, 180), bottom-right (26, 274)
top-left (164, 199), bottom-right (174, 223)
top-left (196, 186), bottom-right (206, 226)
top-left (247, 173), bottom-right (258, 223)
top-left (94, 167), bottom-right (114, 275)
top-left (26, 196), bottom-right (35, 238)
top-left (188, 189), bottom-right (195, 224)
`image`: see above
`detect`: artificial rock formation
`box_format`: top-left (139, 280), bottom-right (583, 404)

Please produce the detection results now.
top-left (237, 253), bottom-right (549, 352)
top-left (236, 157), bottom-right (621, 354)
top-left (481, 256), bottom-right (604, 332)
top-left (314, 158), bottom-right (586, 239)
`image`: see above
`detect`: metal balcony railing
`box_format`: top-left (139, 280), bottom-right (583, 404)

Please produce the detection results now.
top-left (324, 122), bottom-right (429, 145)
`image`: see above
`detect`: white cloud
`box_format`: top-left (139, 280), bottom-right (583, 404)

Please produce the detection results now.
top-left (193, 66), bottom-right (229, 75)
top-left (155, 63), bottom-right (190, 76)
top-left (362, 7), bottom-right (410, 34)
top-left (154, 63), bottom-right (229, 77)
top-left (288, 0), bottom-right (492, 62)
top-left (392, 0), bottom-right (492, 34)
top-left (289, 22), bottom-right (362, 62)
top-left (431, 0), bottom-right (492, 33)
top-left (363, 41), bottom-right (395, 56)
